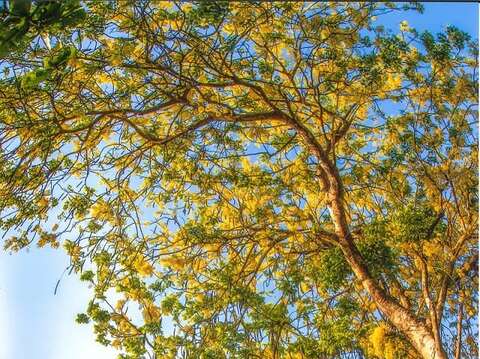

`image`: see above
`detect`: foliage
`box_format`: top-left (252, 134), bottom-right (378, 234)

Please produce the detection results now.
top-left (0, 2), bottom-right (477, 358)
top-left (0, 0), bottom-right (85, 56)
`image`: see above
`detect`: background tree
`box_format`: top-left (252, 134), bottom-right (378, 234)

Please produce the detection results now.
top-left (0, 2), bottom-right (477, 358)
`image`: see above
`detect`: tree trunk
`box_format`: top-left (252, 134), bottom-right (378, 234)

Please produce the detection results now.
top-left (284, 112), bottom-right (448, 358)
top-left (454, 303), bottom-right (463, 359)
top-left (327, 188), bottom-right (448, 359)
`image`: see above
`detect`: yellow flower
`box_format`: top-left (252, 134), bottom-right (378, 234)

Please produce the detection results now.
top-left (89, 200), bottom-right (114, 223)
top-left (142, 304), bottom-right (161, 323)
top-left (223, 23), bottom-right (237, 35)
top-left (300, 282), bottom-right (310, 293)
top-left (400, 20), bottom-right (410, 32)
top-left (160, 256), bottom-right (185, 270)
top-left (115, 299), bottom-right (126, 312)
top-left (384, 341), bottom-right (396, 359)
top-left (37, 232), bottom-right (59, 248)
top-left (95, 73), bottom-right (112, 85)
top-left (384, 74), bottom-right (402, 92)
top-left (370, 324), bottom-right (387, 357)
top-left (37, 196), bottom-right (49, 208)
top-left (134, 257), bottom-right (154, 276)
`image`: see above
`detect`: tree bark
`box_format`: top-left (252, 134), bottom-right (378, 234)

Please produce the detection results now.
top-left (326, 177), bottom-right (448, 359)
top-left (454, 303), bottom-right (463, 359)
top-left (280, 110), bottom-right (448, 358)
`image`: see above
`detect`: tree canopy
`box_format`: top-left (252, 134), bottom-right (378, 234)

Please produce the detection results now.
top-left (0, 2), bottom-right (478, 359)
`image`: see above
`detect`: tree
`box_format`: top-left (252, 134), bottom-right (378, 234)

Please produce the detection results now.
top-left (0, 2), bottom-right (477, 358)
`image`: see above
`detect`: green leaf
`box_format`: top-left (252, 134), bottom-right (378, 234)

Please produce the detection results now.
top-left (75, 313), bottom-right (90, 324)
top-left (9, 0), bottom-right (31, 17)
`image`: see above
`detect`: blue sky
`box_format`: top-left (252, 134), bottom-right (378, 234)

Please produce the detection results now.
top-left (0, 3), bottom-right (478, 359)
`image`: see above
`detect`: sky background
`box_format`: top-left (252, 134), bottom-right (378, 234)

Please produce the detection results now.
top-left (0, 3), bottom-right (478, 359)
